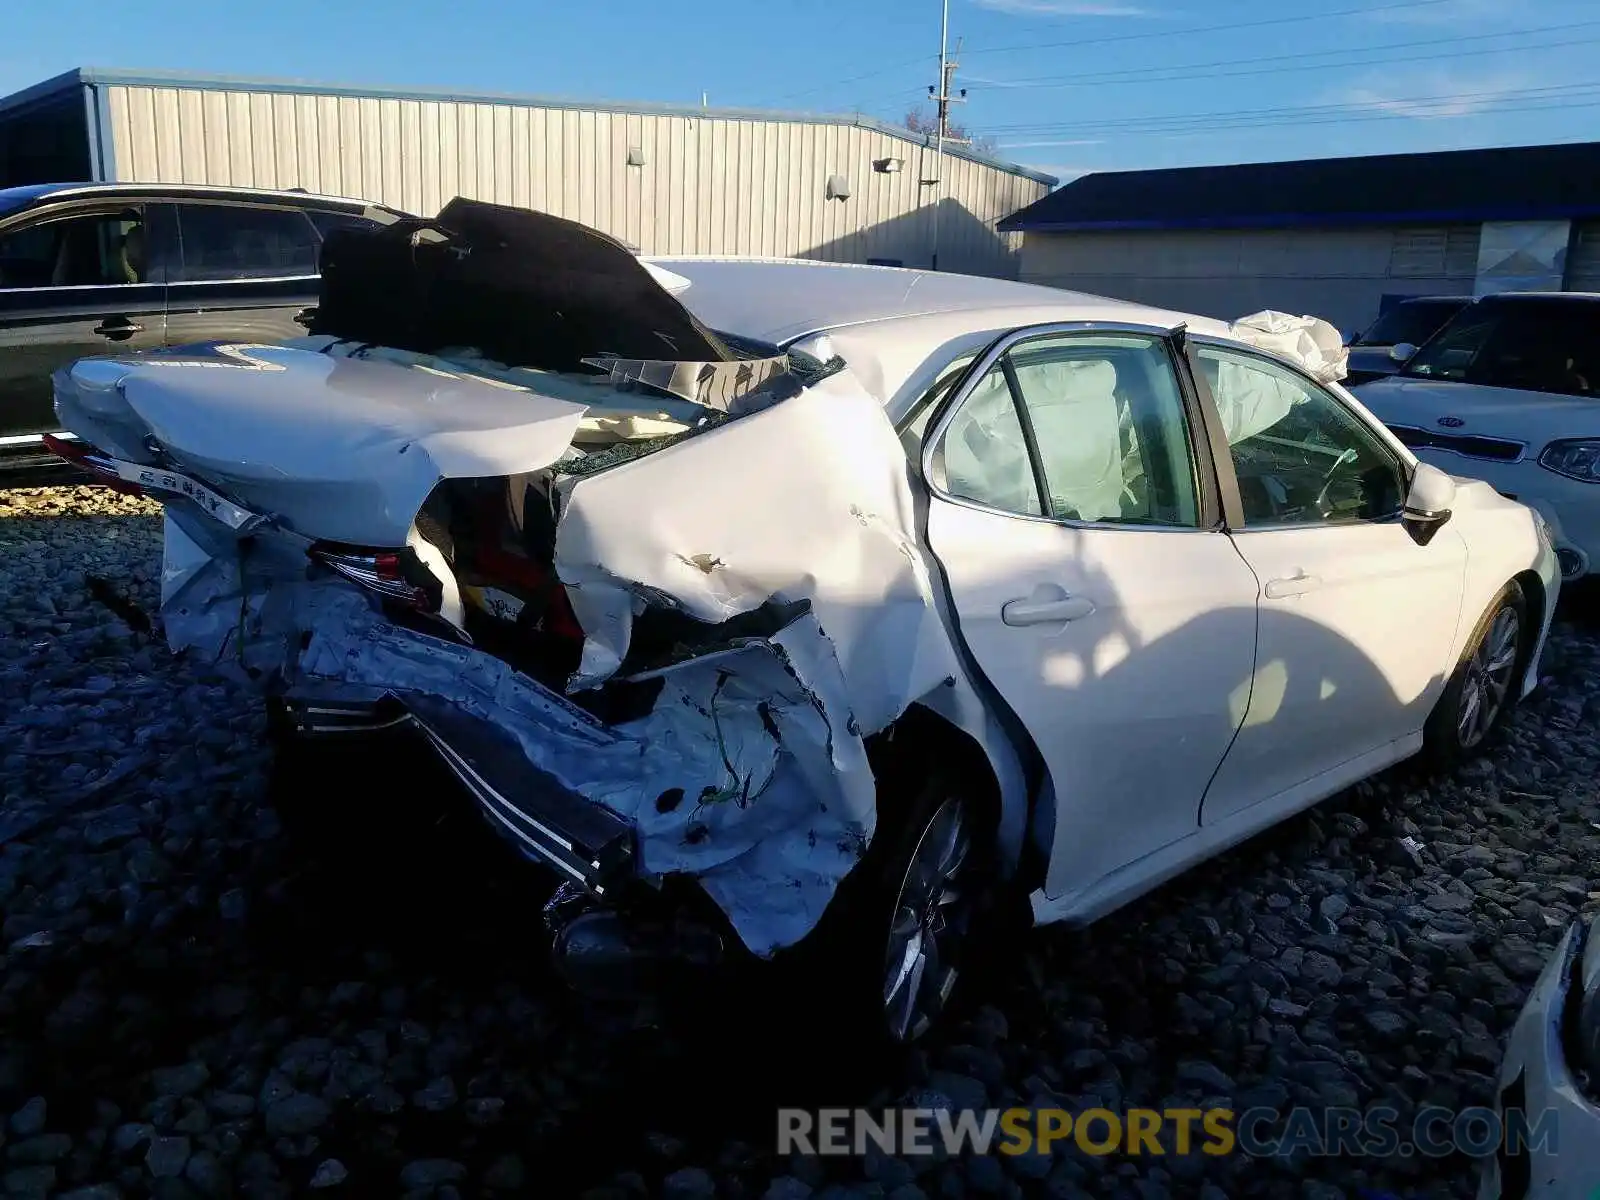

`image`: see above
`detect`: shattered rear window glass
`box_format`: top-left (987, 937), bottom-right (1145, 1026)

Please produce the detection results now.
top-left (553, 421), bottom-right (728, 477)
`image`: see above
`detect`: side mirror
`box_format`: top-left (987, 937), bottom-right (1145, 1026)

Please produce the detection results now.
top-left (1389, 342), bottom-right (1418, 364)
top-left (1402, 461), bottom-right (1455, 546)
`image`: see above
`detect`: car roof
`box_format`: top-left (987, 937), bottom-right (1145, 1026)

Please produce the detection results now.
top-left (647, 256), bottom-right (1221, 346)
top-left (0, 180), bottom-right (402, 215)
top-left (1392, 295), bottom-right (1473, 305)
top-left (1475, 290), bottom-right (1600, 304)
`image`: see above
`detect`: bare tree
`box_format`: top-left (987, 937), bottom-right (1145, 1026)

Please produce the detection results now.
top-left (902, 107), bottom-right (998, 156)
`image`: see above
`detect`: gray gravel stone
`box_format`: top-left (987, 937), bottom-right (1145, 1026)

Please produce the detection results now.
top-left (309, 1159), bottom-right (348, 1189)
top-left (262, 1094), bottom-right (330, 1138)
top-left (2, 1165), bottom-right (56, 1198)
top-left (8, 1098), bottom-right (46, 1139)
top-left (398, 1159), bottom-right (466, 1190)
top-left (6, 1133), bottom-right (73, 1164)
top-left (482, 1154), bottom-right (525, 1191)
top-left (144, 1136), bottom-right (190, 1178)
top-left (662, 1167), bottom-right (718, 1200)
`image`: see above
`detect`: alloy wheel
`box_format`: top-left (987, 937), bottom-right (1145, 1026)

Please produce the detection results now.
top-left (882, 796), bottom-right (971, 1043)
top-left (1457, 605), bottom-right (1521, 749)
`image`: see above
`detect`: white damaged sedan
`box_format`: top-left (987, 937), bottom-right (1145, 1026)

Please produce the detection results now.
top-left (50, 199), bottom-right (1561, 1042)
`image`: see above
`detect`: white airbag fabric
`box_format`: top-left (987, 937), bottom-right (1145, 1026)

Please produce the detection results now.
top-left (1226, 311), bottom-right (1349, 384)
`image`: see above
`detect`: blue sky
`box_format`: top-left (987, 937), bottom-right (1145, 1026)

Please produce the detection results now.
top-left (3, 0), bottom-right (1597, 183)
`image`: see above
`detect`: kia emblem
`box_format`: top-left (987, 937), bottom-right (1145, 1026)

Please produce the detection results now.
top-left (1437, 416), bottom-right (1465, 428)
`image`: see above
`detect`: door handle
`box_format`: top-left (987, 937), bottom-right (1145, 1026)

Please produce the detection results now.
top-left (93, 318), bottom-right (144, 341)
top-left (293, 306), bottom-right (317, 328)
top-left (1264, 572), bottom-right (1322, 599)
top-left (1001, 594), bottom-right (1096, 626)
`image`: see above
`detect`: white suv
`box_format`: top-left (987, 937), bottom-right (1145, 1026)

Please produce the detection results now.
top-left (1354, 292), bottom-right (1600, 581)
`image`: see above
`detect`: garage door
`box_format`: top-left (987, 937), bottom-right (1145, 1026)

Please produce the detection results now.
top-left (1565, 221), bottom-right (1600, 292)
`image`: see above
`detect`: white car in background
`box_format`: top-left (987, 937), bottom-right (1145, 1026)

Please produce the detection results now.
top-left (49, 199), bottom-right (1561, 1043)
top-left (1478, 912), bottom-right (1600, 1200)
top-left (1354, 292), bottom-right (1600, 584)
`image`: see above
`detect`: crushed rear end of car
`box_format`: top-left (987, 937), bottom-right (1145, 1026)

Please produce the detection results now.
top-left (49, 198), bottom-right (981, 990)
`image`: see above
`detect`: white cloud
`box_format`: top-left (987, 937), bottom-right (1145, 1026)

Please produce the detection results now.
top-left (1335, 69), bottom-right (1531, 119)
top-left (971, 0), bottom-right (1156, 16)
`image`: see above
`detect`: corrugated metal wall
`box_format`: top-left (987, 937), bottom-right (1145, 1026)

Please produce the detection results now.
top-left (103, 84), bottom-right (1048, 278)
top-left (1018, 225), bottom-right (1483, 333)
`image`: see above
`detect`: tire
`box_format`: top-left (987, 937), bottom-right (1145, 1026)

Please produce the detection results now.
top-left (772, 756), bottom-right (998, 1057)
top-left (1423, 580), bottom-right (1528, 771)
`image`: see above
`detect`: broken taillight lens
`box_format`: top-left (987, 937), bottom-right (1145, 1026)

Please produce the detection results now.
top-left (41, 435), bottom-right (148, 497)
top-left (307, 544), bottom-right (444, 612)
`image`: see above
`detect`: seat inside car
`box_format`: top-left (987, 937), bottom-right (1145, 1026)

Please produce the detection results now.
top-left (113, 221), bottom-right (144, 284)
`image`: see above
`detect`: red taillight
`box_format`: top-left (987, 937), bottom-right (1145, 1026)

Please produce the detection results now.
top-left (42, 435), bottom-right (147, 496)
top-left (308, 543), bottom-right (442, 611)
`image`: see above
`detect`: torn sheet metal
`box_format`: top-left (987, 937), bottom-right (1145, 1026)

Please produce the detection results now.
top-left (552, 366), bottom-right (965, 734)
top-left (159, 505), bottom-right (875, 953)
top-left (1227, 311), bottom-right (1349, 383)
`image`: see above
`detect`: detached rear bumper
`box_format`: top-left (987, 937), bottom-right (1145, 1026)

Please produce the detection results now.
top-left (271, 688), bottom-right (635, 896)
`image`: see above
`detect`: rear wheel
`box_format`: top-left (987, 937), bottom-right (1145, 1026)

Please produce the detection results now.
top-left (773, 757), bottom-right (998, 1058)
top-left (1424, 580), bottom-right (1527, 770)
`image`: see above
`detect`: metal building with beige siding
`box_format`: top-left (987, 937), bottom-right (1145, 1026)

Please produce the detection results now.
top-left (0, 67), bottom-right (1055, 278)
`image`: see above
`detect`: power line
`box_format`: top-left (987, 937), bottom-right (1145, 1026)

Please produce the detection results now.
top-left (982, 81), bottom-right (1600, 136)
top-left (962, 30), bottom-right (1600, 92)
top-left (960, 0), bottom-right (1464, 58)
top-left (753, 55), bottom-right (933, 107)
top-left (990, 95), bottom-right (1600, 146)
top-left (965, 20), bottom-right (1600, 90)
top-left (749, 0), bottom-right (1470, 109)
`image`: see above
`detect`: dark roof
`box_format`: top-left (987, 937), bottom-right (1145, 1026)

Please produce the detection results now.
top-left (999, 141), bottom-right (1600, 234)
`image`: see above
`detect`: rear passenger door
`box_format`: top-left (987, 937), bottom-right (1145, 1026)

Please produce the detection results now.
top-left (162, 202), bottom-right (327, 349)
top-left (918, 325), bottom-right (1262, 908)
top-left (0, 203), bottom-right (168, 438)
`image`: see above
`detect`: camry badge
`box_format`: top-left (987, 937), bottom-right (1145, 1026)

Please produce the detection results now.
top-left (1437, 416), bottom-right (1465, 428)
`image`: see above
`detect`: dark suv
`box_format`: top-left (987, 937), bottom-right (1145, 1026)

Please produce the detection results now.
top-left (0, 182), bottom-right (406, 481)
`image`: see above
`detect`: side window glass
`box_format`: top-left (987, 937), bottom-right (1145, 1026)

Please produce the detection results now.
top-left (0, 209), bottom-right (147, 288)
top-left (1199, 345), bottom-right (1406, 527)
top-left (898, 352), bottom-right (976, 458)
top-left (1474, 307), bottom-right (1598, 397)
top-left (931, 364), bottom-right (1043, 517)
top-left (173, 204), bottom-right (320, 281)
top-left (1008, 333), bottom-right (1199, 526)
top-left (307, 210), bottom-right (381, 240)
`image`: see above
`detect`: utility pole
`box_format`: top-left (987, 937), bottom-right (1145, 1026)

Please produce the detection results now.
top-left (926, 0), bottom-right (967, 271)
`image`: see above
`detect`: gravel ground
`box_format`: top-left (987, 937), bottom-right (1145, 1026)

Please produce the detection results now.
top-left (1, 483), bottom-right (1597, 1200)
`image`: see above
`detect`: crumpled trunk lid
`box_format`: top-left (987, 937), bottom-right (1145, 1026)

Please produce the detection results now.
top-left (54, 343), bottom-right (592, 547)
